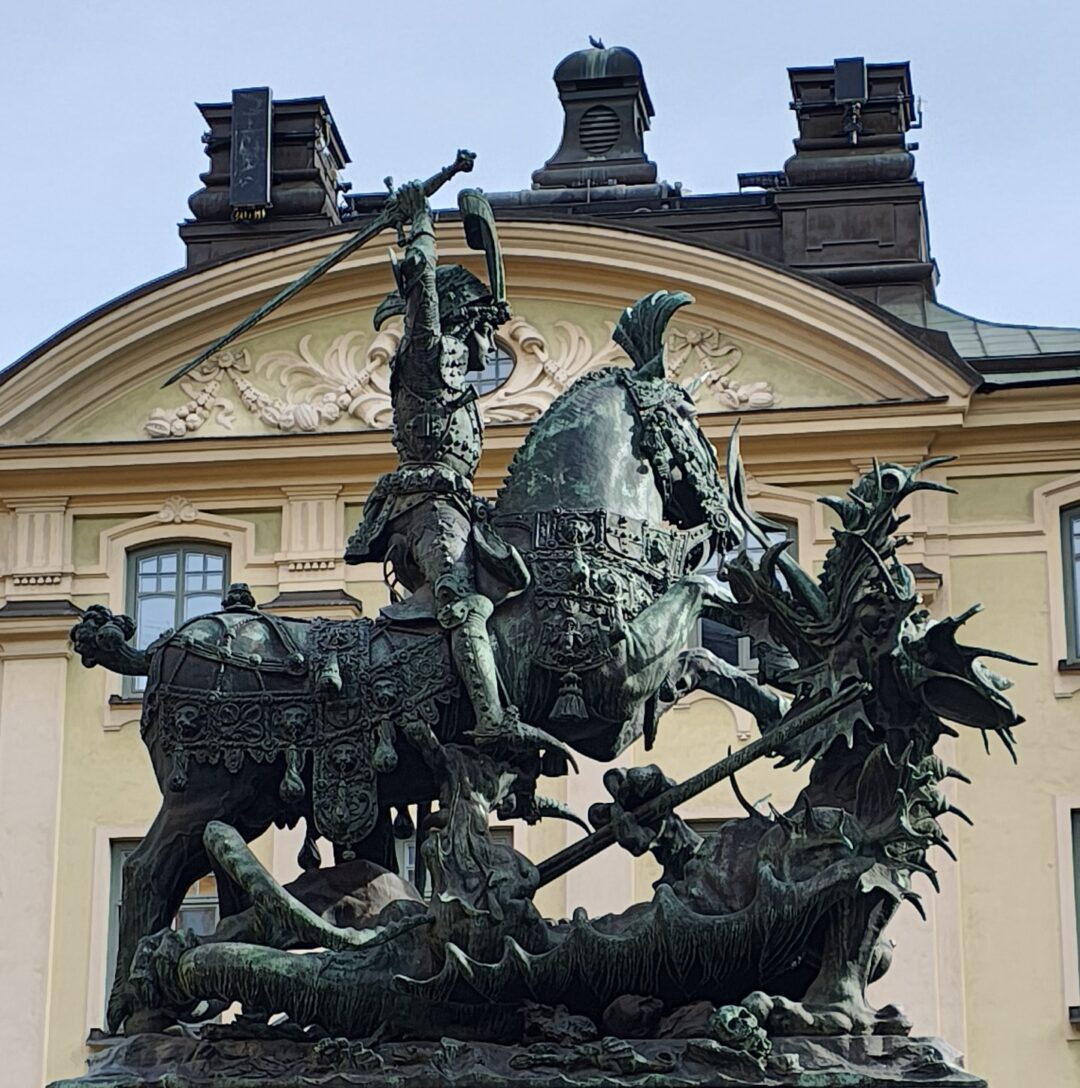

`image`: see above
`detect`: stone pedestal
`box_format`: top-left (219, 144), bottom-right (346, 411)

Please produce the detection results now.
top-left (50, 1031), bottom-right (984, 1087)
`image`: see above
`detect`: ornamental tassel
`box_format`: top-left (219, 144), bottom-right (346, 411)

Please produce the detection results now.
top-left (551, 670), bottom-right (588, 721)
top-left (168, 750), bottom-right (189, 792)
top-left (296, 830), bottom-right (321, 872)
top-left (373, 720), bottom-right (398, 774)
top-left (279, 747), bottom-right (306, 803)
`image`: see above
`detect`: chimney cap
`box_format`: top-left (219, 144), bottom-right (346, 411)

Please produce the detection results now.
top-left (194, 94), bottom-right (351, 167)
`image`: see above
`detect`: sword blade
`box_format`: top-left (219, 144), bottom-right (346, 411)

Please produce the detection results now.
top-left (162, 149), bottom-right (477, 389)
top-left (162, 211), bottom-right (392, 387)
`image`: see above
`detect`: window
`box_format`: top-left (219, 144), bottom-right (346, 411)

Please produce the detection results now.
top-left (465, 340), bottom-right (515, 396)
top-left (1063, 505), bottom-right (1080, 662)
top-left (104, 840), bottom-right (220, 1014)
top-left (126, 543), bottom-right (229, 692)
top-left (695, 520), bottom-right (798, 671)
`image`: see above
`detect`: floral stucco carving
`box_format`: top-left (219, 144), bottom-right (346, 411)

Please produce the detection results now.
top-left (144, 326), bottom-right (398, 438)
top-left (666, 325), bottom-right (775, 410)
top-left (145, 316), bottom-right (619, 438)
top-left (143, 315), bottom-right (774, 439)
top-left (478, 317), bottom-right (623, 422)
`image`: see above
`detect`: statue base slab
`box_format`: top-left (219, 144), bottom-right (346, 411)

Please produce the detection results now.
top-left (50, 1030), bottom-right (985, 1087)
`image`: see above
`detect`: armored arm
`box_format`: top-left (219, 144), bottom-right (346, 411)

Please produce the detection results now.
top-left (394, 181), bottom-right (441, 359)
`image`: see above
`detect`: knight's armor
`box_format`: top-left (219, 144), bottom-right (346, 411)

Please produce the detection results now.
top-left (345, 182), bottom-right (526, 746)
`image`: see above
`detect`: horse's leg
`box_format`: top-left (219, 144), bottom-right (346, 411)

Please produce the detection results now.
top-left (109, 799), bottom-right (215, 1033)
top-left (615, 575), bottom-right (786, 728)
top-left (662, 646), bottom-right (787, 730)
top-left (615, 573), bottom-right (716, 694)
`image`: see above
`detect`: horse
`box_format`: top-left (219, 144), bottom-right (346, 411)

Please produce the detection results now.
top-left (71, 291), bottom-right (782, 1032)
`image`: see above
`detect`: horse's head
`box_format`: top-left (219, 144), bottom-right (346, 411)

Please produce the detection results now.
top-left (497, 291), bottom-right (734, 560)
top-left (621, 361), bottom-right (734, 546)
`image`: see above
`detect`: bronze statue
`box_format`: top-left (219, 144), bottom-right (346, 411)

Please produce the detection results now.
top-left (62, 156), bottom-right (1025, 1088)
top-left (343, 178), bottom-right (542, 754)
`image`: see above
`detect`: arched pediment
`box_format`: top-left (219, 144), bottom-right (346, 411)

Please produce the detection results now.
top-left (0, 220), bottom-right (977, 445)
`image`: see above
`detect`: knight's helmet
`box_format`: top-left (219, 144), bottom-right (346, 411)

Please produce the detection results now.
top-left (373, 188), bottom-right (509, 337)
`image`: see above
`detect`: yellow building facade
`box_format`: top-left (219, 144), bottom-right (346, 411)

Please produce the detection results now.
top-left (3, 56), bottom-right (1080, 1088)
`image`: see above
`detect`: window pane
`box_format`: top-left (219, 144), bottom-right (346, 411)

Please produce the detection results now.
top-left (136, 595), bottom-right (175, 649)
top-left (183, 593), bottom-right (220, 621)
top-left (701, 618), bottom-right (740, 665)
top-left (126, 546), bottom-right (228, 698)
top-left (690, 520), bottom-right (797, 665)
top-left (465, 342), bottom-right (515, 396)
top-left (176, 904), bottom-right (218, 937)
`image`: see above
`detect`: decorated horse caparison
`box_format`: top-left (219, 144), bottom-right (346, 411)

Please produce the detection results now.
top-left (71, 167), bottom-right (1025, 1071)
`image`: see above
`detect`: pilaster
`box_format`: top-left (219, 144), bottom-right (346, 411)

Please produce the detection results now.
top-left (4, 497), bottom-right (71, 599)
top-left (278, 485), bottom-right (344, 592)
top-left (0, 606), bottom-right (74, 1088)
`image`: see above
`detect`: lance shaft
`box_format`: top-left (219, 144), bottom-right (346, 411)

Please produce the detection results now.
top-left (163, 149), bottom-right (477, 388)
top-left (535, 681), bottom-right (869, 888)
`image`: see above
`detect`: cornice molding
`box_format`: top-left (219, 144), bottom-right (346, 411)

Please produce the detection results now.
top-left (0, 221), bottom-right (975, 443)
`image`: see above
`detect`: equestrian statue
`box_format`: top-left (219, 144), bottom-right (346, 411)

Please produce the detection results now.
top-left (63, 154), bottom-right (1026, 1088)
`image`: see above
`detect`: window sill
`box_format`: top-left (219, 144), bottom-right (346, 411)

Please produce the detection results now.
top-left (104, 694), bottom-right (142, 732)
top-left (1059, 660), bottom-right (1080, 674)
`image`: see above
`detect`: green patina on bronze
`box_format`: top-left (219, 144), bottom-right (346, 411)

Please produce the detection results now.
top-left (62, 157), bottom-right (1024, 1088)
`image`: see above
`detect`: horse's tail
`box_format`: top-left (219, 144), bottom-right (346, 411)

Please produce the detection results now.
top-left (69, 604), bottom-right (150, 676)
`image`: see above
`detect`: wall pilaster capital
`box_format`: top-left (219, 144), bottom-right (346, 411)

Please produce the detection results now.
top-left (0, 600), bottom-right (79, 659)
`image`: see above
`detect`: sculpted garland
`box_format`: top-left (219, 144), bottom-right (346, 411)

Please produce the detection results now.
top-left (63, 161), bottom-right (1022, 1088)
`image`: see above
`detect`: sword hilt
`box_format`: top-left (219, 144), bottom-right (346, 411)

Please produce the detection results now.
top-left (421, 149), bottom-right (476, 197)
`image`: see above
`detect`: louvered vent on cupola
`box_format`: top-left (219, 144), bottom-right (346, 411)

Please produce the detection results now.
top-left (532, 42), bottom-right (657, 188)
top-left (579, 105), bottom-right (621, 155)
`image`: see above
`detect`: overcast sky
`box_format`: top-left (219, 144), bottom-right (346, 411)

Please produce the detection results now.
top-left (4, 1), bottom-right (1078, 367)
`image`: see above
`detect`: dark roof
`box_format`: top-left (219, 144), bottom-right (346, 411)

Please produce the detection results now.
top-left (879, 297), bottom-right (1080, 388)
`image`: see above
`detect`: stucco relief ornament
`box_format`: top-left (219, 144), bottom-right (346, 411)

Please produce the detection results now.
top-left (478, 317), bottom-right (624, 421)
top-left (144, 316), bottom-right (621, 437)
top-left (665, 325), bottom-right (775, 409)
top-left (158, 496), bottom-right (198, 524)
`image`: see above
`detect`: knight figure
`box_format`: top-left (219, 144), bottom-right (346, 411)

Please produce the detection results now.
top-left (344, 180), bottom-right (533, 751)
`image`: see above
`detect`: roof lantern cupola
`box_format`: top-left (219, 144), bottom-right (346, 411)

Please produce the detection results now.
top-left (532, 40), bottom-right (658, 189)
top-left (783, 57), bottom-right (920, 186)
